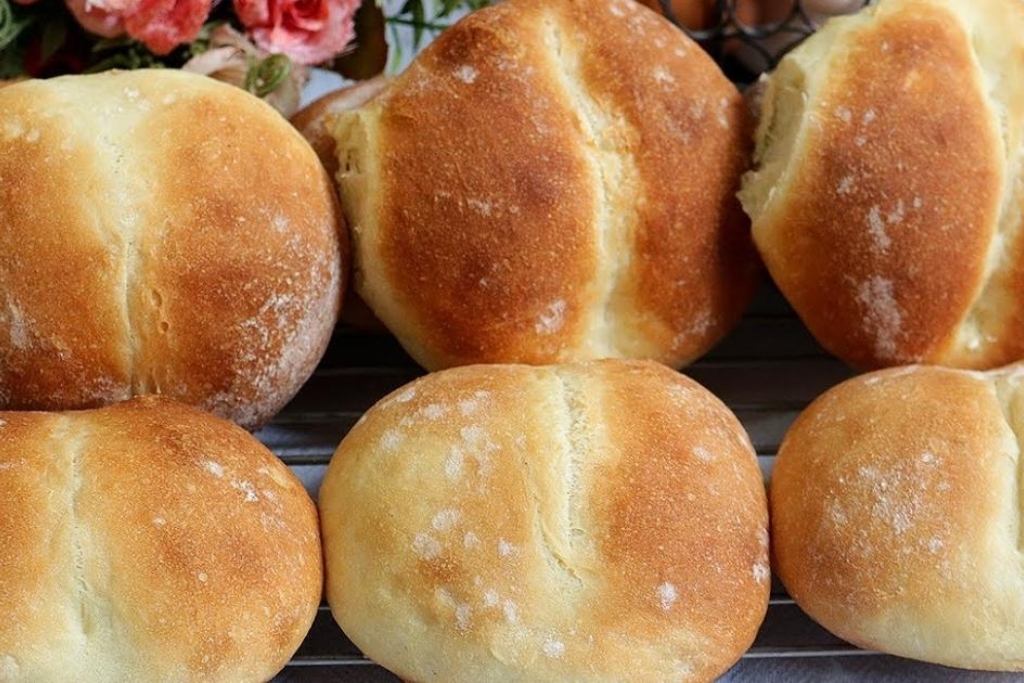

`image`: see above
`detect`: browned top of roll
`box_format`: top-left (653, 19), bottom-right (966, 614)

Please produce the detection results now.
top-left (0, 396), bottom-right (322, 681)
top-left (0, 70), bottom-right (345, 428)
top-left (320, 360), bottom-right (768, 682)
top-left (771, 363), bottom-right (1024, 670)
top-left (741, 0), bottom-right (1024, 370)
top-left (332, 0), bottom-right (758, 371)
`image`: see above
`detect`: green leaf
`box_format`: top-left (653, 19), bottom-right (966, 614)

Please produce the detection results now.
top-left (333, 0), bottom-right (388, 80)
top-left (38, 12), bottom-right (68, 64)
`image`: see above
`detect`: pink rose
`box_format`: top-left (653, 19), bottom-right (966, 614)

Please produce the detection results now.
top-left (64, 0), bottom-right (213, 55)
top-left (234, 0), bottom-right (359, 65)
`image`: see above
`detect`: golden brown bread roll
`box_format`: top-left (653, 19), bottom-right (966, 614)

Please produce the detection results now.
top-left (331, 0), bottom-right (760, 371)
top-left (740, 0), bottom-right (1024, 371)
top-left (0, 396), bottom-right (322, 681)
top-left (319, 360), bottom-right (769, 682)
top-left (772, 363), bottom-right (1024, 670)
top-left (0, 70), bottom-right (346, 428)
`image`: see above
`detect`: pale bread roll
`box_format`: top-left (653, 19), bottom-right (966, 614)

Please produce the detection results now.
top-left (740, 0), bottom-right (1024, 370)
top-left (319, 360), bottom-right (769, 682)
top-left (0, 70), bottom-right (346, 428)
top-left (0, 396), bottom-right (322, 681)
top-left (772, 363), bottom-right (1024, 670)
top-left (291, 77), bottom-right (391, 333)
top-left (331, 0), bottom-right (759, 371)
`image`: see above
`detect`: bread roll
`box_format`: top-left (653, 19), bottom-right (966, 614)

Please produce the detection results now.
top-left (0, 70), bottom-right (346, 428)
top-left (291, 76), bottom-right (391, 180)
top-left (739, 0), bottom-right (1024, 371)
top-left (320, 360), bottom-right (769, 682)
top-left (772, 363), bottom-right (1024, 670)
top-left (291, 77), bottom-right (391, 333)
top-left (0, 396), bottom-right (322, 681)
top-left (331, 0), bottom-right (760, 371)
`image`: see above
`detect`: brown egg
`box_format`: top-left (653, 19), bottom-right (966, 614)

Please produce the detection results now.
top-left (637, 0), bottom-right (718, 30)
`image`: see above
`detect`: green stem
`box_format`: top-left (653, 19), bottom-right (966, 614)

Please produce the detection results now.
top-left (386, 16), bottom-right (451, 32)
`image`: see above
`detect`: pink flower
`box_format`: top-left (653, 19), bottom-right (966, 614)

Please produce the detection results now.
top-left (64, 0), bottom-right (213, 55)
top-left (234, 0), bottom-right (359, 65)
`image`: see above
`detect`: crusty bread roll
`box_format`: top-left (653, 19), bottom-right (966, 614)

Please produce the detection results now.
top-left (0, 396), bottom-right (322, 681)
top-left (0, 70), bottom-right (345, 428)
top-left (772, 363), bottom-right (1024, 670)
top-left (320, 360), bottom-right (769, 682)
top-left (739, 0), bottom-right (1024, 371)
top-left (331, 0), bottom-right (760, 371)
top-left (291, 76), bottom-right (391, 180)
top-left (291, 77), bottom-right (391, 333)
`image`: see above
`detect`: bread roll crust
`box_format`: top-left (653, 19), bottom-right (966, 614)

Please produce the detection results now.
top-left (0, 70), bottom-right (345, 428)
top-left (320, 360), bottom-right (769, 682)
top-left (0, 396), bottom-right (322, 681)
top-left (334, 0), bottom-right (758, 370)
top-left (772, 363), bottom-right (1024, 670)
top-left (741, 0), bottom-right (1024, 370)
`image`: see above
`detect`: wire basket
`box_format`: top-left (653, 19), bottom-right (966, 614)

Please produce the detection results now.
top-left (657, 0), bottom-right (871, 82)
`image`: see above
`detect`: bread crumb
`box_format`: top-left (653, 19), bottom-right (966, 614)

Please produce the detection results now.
top-left (381, 429), bottom-right (401, 451)
top-left (542, 638), bottom-right (565, 658)
top-left (197, 571), bottom-right (208, 583)
top-left (692, 445), bottom-right (713, 462)
top-left (152, 517), bottom-right (166, 527)
top-left (867, 206), bottom-right (891, 252)
top-left (455, 604), bottom-right (472, 631)
top-left (395, 387), bottom-right (417, 403)
top-left (855, 276), bottom-right (902, 360)
top-left (231, 479), bottom-right (259, 503)
top-left (466, 198), bottom-right (493, 216)
top-left (432, 509), bottom-right (461, 532)
top-left (483, 589), bottom-right (499, 607)
top-left (653, 67), bottom-right (675, 85)
top-left (752, 561), bottom-right (770, 584)
top-left (200, 460), bottom-right (224, 478)
top-left (413, 533), bottom-right (442, 560)
top-left (446, 447), bottom-right (465, 480)
top-left (502, 599), bottom-right (518, 624)
top-left (454, 65), bottom-right (478, 84)
top-left (535, 300), bottom-right (567, 335)
top-left (498, 539), bottom-right (517, 557)
top-left (657, 582), bottom-right (678, 610)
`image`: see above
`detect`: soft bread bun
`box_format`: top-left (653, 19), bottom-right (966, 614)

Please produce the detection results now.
top-left (0, 70), bottom-right (345, 428)
top-left (319, 360), bottom-right (769, 682)
top-left (772, 363), bottom-right (1024, 670)
top-left (331, 0), bottom-right (759, 371)
top-left (739, 0), bottom-right (1024, 371)
top-left (0, 396), bottom-right (322, 681)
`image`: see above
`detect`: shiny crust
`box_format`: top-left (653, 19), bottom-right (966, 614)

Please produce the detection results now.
top-left (0, 70), bottom-right (345, 428)
top-left (320, 360), bottom-right (769, 682)
top-left (0, 396), bottom-right (322, 681)
top-left (771, 363), bottom-right (1024, 670)
top-left (741, 0), bottom-right (1024, 370)
top-left (332, 0), bottom-right (759, 371)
